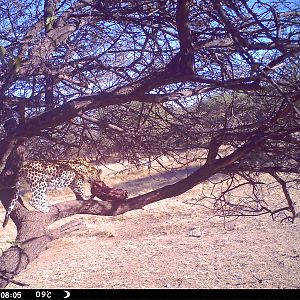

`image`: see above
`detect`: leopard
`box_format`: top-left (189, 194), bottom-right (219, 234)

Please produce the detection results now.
top-left (4, 158), bottom-right (102, 225)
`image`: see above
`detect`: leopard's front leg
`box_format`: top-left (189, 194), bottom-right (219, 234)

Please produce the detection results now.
top-left (29, 182), bottom-right (50, 213)
top-left (70, 177), bottom-right (87, 200)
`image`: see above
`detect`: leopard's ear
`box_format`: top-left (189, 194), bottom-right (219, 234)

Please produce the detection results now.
top-left (74, 157), bottom-right (88, 163)
top-left (73, 157), bottom-right (82, 163)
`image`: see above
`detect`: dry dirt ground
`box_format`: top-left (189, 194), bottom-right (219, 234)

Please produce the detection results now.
top-left (1, 162), bottom-right (300, 289)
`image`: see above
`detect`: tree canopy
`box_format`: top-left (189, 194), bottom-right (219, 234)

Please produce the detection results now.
top-left (0, 0), bottom-right (300, 288)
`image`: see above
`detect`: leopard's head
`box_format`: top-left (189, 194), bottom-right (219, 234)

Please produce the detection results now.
top-left (87, 165), bottom-right (102, 183)
top-left (71, 158), bottom-right (102, 182)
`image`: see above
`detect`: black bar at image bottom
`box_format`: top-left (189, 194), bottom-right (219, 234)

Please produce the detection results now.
top-left (1, 289), bottom-right (299, 300)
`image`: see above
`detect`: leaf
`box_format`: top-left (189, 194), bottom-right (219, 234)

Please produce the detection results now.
top-left (45, 15), bottom-right (57, 31)
top-left (0, 46), bottom-right (6, 62)
top-left (45, 16), bottom-right (56, 26)
top-left (8, 56), bottom-right (21, 73)
top-left (14, 56), bottom-right (21, 73)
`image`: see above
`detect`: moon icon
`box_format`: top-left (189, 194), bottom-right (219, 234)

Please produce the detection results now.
top-left (64, 290), bottom-right (71, 298)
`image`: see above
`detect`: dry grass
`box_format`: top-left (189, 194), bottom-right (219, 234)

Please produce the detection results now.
top-left (1, 160), bottom-right (300, 289)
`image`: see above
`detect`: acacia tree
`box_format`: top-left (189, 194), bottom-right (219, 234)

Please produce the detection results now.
top-left (0, 0), bottom-right (300, 287)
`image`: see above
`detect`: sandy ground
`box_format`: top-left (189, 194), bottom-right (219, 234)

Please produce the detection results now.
top-left (2, 162), bottom-right (300, 289)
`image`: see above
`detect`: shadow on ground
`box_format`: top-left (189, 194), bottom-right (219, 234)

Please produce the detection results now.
top-left (109, 166), bottom-right (198, 193)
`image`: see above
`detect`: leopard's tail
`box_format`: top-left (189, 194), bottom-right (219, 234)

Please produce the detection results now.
top-left (3, 181), bottom-right (20, 228)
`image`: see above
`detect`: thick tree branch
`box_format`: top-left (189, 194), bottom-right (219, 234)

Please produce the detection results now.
top-left (168, 0), bottom-right (195, 74)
